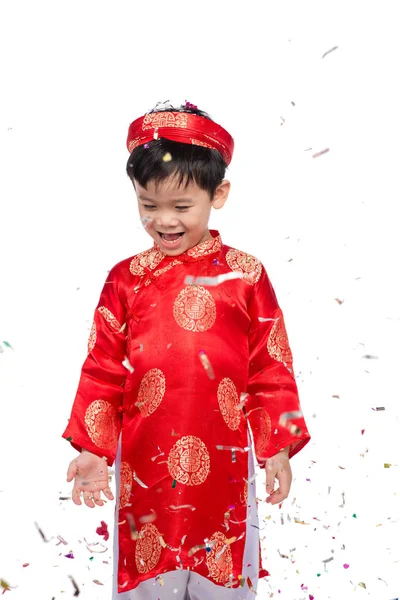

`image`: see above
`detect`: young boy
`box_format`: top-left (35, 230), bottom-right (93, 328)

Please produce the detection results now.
top-left (63, 101), bottom-right (310, 599)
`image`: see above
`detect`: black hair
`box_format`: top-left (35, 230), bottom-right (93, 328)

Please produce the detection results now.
top-left (126, 103), bottom-right (227, 199)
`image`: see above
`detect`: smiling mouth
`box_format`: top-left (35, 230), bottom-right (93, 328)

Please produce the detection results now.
top-left (157, 232), bottom-right (185, 241)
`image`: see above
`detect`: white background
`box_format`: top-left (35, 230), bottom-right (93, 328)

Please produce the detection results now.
top-left (0, 1), bottom-right (399, 599)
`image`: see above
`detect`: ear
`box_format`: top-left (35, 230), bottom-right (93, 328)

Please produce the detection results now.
top-left (212, 179), bottom-right (231, 210)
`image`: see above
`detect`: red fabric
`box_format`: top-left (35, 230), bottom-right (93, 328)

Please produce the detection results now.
top-left (62, 230), bottom-right (310, 593)
top-left (126, 111), bottom-right (234, 165)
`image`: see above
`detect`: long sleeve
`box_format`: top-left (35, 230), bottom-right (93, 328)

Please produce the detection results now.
top-left (62, 265), bottom-right (128, 466)
top-left (245, 266), bottom-right (310, 468)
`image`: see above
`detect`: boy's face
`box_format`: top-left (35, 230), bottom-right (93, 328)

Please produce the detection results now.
top-left (134, 175), bottom-right (230, 257)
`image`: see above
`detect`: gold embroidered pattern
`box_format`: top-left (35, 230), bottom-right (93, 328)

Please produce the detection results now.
top-left (225, 249), bottom-right (262, 285)
top-left (128, 136), bottom-right (141, 153)
top-left (191, 138), bottom-right (213, 149)
top-left (186, 235), bottom-right (222, 258)
top-left (119, 462), bottom-right (133, 510)
top-left (254, 409), bottom-right (272, 458)
top-left (97, 306), bottom-right (122, 332)
top-left (136, 368), bottom-right (166, 417)
top-left (129, 248), bottom-right (164, 276)
top-left (206, 531), bottom-right (234, 583)
top-left (135, 522), bottom-right (162, 574)
top-left (173, 286), bottom-right (216, 332)
top-left (217, 378), bottom-right (241, 431)
top-left (143, 259), bottom-right (183, 285)
top-left (142, 112), bottom-right (188, 130)
top-left (84, 400), bottom-right (119, 450)
top-left (167, 435), bottom-right (210, 486)
top-left (267, 316), bottom-right (293, 370)
top-left (88, 321), bottom-right (96, 353)
top-left (243, 481), bottom-right (248, 504)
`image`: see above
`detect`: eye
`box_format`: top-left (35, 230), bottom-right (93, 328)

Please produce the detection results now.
top-left (143, 204), bottom-right (156, 210)
top-left (176, 206), bottom-right (190, 211)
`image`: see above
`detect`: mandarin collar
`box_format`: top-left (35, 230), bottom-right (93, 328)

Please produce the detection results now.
top-left (153, 230), bottom-right (222, 262)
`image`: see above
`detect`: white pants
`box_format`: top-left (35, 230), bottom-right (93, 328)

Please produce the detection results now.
top-left (112, 432), bottom-right (260, 600)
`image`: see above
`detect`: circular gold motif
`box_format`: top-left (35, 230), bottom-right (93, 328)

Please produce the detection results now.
top-left (267, 316), bottom-right (293, 369)
top-left (173, 286), bottom-right (216, 332)
top-left (97, 306), bottom-right (122, 332)
top-left (167, 436), bottom-right (210, 486)
top-left (217, 378), bottom-right (241, 431)
top-left (206, 531), bottom-right (234, 583)
top-left (87, 321), bottom-right (96, 353)
top-left (225, 249), bottom-right (262, 285)
top-left (119, 462), bottom-right (133, 510)
top-left (137, 368), bottom-right (166, 417)
top-left (129, 248), bottom-right (164, 276)
top-left (84, 400), bottom-right (119, 450)
top-left (135, 522), bottom-right (162, 574)
top-left (254, 409), bottom-right (272, 459)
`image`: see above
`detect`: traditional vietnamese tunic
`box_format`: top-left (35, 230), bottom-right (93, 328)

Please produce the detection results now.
top-left (62, 230), bottom-right (310, 598)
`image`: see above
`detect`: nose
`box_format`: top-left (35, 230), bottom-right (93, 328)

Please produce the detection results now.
top-left (153, 212), bottom-right (180, 229)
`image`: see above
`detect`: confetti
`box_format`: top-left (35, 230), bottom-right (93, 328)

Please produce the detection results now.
top-left (258, 317), bottom-right (279, 322)
top-left (322, 45), bottom-right (339, 58)
top-left (0, 580), bottom-right (11, 592)
top-left (162, 152), bottom-right (172, 162)
top-left (68, 575), bottom-right (80, 596)
top-left (66, 436), bottom-right (72, 442)
top-left (224, 511), bottom-right (230, 531)
top-left (312, 147), bottom-right (330, 158)
top-left (169, 505), bottom-right (196, 511)
top-left (156, 575), bottom-right (165, 586)
top-left (2, 341), bottom-right (13, 349)
top-left (188, 543), bottom-right (208, 557)
top-left (343, 563), bottom-right (350, 569)
top-left (133, 471), bottom-right (148, 488)
top-left (374, 406), bottom-right (385, 411)
top-left (34, 521), bottom-right (50, 542)
top-left (64, 552), bottom-right (74, 558)
top-left (294, 518), bottom-right (309, 525)
top-left (126, 513), bottom-right (139, 540)
top-left (279, 410), bottom-right (303, 435)
top-left (198, 350), bottom-right (215, 379)
top-left (185, 271), bottom-right (250, 286)
top-left (122, 357), bottom-right (134, 373)
top-left (172, 479), bottom-right (177, 488)
top-left (384, 463), bottom-right (392, 468)
top-left (96, 521), bottom-right (109, 541)
top-left (216, 445), bottom-right (250, 453)
top-left (84, 538), bottom-right (108, 553)
top-left (93, 580), bottom-right (104, 586)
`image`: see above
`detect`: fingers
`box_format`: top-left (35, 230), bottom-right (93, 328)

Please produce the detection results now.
top-left (66, 459), bottom-right (78, 483)
top-left (92, 491), bottom-right (104, 507)
top-left (72, 486), bottom-right (82, 506)
top-left (266, 464), bottom-right (292, 505)
top-left (102, 486), bottom-right (114, 501)
top-left (83, 491), bottom-right (96, 508)
top-left (265, 462), bottom-right (276, 496)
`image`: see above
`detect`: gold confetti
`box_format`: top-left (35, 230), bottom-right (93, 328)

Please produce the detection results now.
top-left (162, 152), bottom-right (172, 162)
top-left (384, 463), bottom-right (392, 468)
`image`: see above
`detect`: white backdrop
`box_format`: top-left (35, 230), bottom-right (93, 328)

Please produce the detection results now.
top-left (1, 1), bottom-right (399, 599)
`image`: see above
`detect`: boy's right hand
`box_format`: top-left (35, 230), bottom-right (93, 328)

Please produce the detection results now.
top-left (66, 450), bottom-right (114, 508)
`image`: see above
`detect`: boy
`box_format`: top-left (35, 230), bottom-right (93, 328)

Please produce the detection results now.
top-left (63, 101), bottom-right (310, 599)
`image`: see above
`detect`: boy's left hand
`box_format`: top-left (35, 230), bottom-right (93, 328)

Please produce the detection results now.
top-left (265, 446), bottom-right (292, 505)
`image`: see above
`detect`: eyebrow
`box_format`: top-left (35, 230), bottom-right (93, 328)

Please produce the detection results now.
top-left (138, 195), bottom-right (194, 203)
